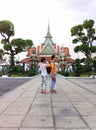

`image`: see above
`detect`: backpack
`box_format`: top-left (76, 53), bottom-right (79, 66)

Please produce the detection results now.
top-left (46, 66), bottom-right (51, 74)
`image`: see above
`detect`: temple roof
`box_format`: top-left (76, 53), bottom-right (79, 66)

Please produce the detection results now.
top-left (39, 23), bottom-right (56, 55)
top-left (45, 23), bottom-right (52, 39)
top-left (44, 23), bottom-right (54, 45)
top-left (40, 42), bottom-right (56, 55)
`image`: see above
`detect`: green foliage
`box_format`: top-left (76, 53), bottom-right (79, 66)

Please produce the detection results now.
top-left (0, 20), bottom-right (14, 37)
top-left (28, 70), bottom-right (37, 76)
top-left (4, 44), bottom-right (12, 51)
top-left (71, 25), bottom-right (83, 36)
top-left (58, 70), bottom-right (69, 76)
top-left (0, 20), bottom-right (33, 66)
top-left (63, 71), bottom-right (69, 76)
top-left (0, 71), bottom-right (2, 77)
top-left (91, 46), bottom-right (96, 52)
top-left (8, 65), bottom-right (23, 74)
top-left (11, 38), bottom-right (33, 54)
top-left (74, 46), bottom-right (80, 52)
top-left (80, 44), bottom-right (89, 51)
top-left (72, 38), bottom-right (79, 44)
top-left (72, 58), bottom-right (86, 76)
top-left (83, 19), bottom-right (94, 29)
top-left (0, 49), bottom-right (4, 60)
top-left (71, 19), bottom-right (96, 60)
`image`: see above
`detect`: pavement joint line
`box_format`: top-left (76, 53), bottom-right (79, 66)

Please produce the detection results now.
top-left (66, 78), bottom-right (96, 96)
top-left (57, 75), bottom-right (92, 129)
top-left (19, 79), bottom-right (40, 129)
top-left (50, 91), bottom-right (56, 130)
top-left (58, 75), bottom-right (96, 96)
top-left (0, 75), bottom-right (96, 129)
top-left (0, 79), bottom-right (35, 116)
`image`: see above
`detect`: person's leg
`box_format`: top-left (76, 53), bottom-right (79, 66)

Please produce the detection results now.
top-left (43, 76), bottom-right (49, 94)
top-left (50, 75), bottom-right (56, 92)
top-left (41, 76), bottom-right (44, 93)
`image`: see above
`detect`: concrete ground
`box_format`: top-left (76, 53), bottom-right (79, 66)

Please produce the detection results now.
top-left (0, 75), bottom-right (96, 130)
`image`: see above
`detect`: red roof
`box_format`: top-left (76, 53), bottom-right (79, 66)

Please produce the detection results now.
top-left (66, 58), bottom-right (75, 63)
top-left (20, 57), bottom-right (75, 63)
top-left (20, 58), bottom-right (30, 63)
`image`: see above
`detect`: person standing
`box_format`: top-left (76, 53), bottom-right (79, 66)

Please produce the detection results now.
top-left (50, 54), bottom-right (57, 93)
top-left (40, 57), bottom-right (50, 94)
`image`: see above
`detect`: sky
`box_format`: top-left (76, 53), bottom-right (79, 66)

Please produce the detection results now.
top-left (0, 0), bottom-right (96, 60)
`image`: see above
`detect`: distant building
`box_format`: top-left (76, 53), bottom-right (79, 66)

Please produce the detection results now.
top-left (20, 23), bottom-right (74, 71)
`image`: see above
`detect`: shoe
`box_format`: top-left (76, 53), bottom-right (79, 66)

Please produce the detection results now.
top-left (41, 90), bottom-right (44, 93)
top-left (50, 89), bottom-right (56, 93)
top-left (43, 91), bottom-right (49, 94)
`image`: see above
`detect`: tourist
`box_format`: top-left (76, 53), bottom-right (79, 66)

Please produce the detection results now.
top-left (50, 54), bottom-right (57, 93)
top-left (40, 57), bottom-right (50, 94)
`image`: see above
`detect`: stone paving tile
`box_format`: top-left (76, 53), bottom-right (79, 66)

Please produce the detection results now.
top-left (35, 93), bottom-right (51, 102)
top-left (55, 116), bottom-right (87, 128)
top-left (15, 98), bottom-right (33, 104)
top-left (0, 115), bottom-right (24, 127)
top-left (87, 98), bottom-right (96, 105)
top-left (22, 115), bottom-right (53, 128)
top-left (20, 128), bottom-right (54, 130)
top-left (10, 101), bottom-right (31, 108)
top-left (56, 128), bottom-right (90, 130)
top-left (21, 92), bottom-right (36, 98)
top-left (77, 107), bottom-right (96, 116)
top-left (2, 107), bottom-right (29, 116)
top-left (28, 107), bottom-right (52, 115)
top-left (31, 101), bottom-right (51, 108)
top-left (34, 96), bottom-right (51, 102)
top-left (53, 108), bottom-right (79, 116)
top-left (84, 94), bottom-right (96, 99)
top-left (0, 128), bottom-right (18, 130)
top-left (67, 95), bottom-right (87, 102)
top-left (83, 116), bottom-right (96, 128)
top-left (52, 101), bottom-right (73, 108)
top-left (36, 92), bottom-right (50, 98)
top-left (0, 76), bottom-right (96, 130)
top-left (72, 101), bottom-right (95, 108)
top-left (51, 95), bottom-right (69, 102)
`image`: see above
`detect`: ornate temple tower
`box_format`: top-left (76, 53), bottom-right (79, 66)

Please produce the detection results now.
top-left (27, 23), bottom-right (71, 62)
top-left (36, 23), bottom-right (61, 61)
top-left (20, 23), bottom-right (74, 71)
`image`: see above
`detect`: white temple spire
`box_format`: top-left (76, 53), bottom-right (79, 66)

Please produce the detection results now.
top-left (45, 17), bottom-right (52, 39)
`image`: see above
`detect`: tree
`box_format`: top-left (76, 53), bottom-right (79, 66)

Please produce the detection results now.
top-left (71, 19), bottom-right (96, 60)
top-left (0, 20), bottom-right (14, 42)
top-left (28, 55), bottom-right (38, 76)
top-left (72, 59), bottom-right (82, 76)
top-left (0, 20), bottom-right (33, 66)
top-left (0, 49), bottom-right (3, 60)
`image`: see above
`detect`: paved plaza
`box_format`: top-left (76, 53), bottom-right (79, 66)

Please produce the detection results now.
top-left (0, 75), bottom-right (96, 130)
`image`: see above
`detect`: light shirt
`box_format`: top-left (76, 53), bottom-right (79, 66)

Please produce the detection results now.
top-left (40, 63), bottom-right (47, 76)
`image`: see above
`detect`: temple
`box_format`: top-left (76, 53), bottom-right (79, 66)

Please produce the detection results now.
top-left (21, 23), bottom-right (74, 70)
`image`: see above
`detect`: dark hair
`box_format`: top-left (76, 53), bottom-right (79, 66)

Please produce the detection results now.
top-left (51, 54), bottom-right (55, 60)
top-left (41, 57), bottom-right (46, 62)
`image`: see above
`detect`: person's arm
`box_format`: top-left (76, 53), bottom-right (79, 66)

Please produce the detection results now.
top-left (46, 62), bottom-right (50, 67)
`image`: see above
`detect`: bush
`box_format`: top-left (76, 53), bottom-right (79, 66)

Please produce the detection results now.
top-left (28, 70), bottom-right (37, 76)
top-left (63, 71), bottom-right (69, 76)
top-left (8, 66), bottom-right (23, 74)
top-left (58, 70), bottom-right (69, 76)
top-left (0, 71), bottom-right (2, 77)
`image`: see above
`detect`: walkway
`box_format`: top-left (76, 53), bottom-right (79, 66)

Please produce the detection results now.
top-left (0, 75), bottom-right (96, 130)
